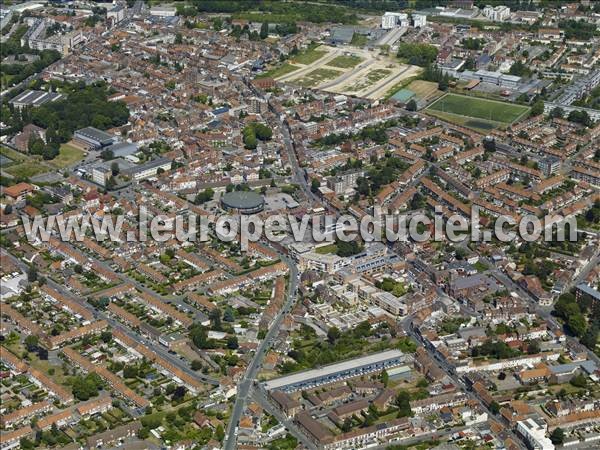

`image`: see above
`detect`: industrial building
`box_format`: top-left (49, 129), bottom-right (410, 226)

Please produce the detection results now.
top-left (263, 350), bottom-right (407, 392)
top-left (73, 127), bottom-right (119, 150)
top-left (124, 157), bottom-right (172, 182)
top-left (9, 89), bottom-right (63, 110)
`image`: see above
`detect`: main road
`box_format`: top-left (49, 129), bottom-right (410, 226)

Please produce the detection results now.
top-left (223, 253), bottom-right (299, 450)
top-left (400, 315), bottom-right (526, 449)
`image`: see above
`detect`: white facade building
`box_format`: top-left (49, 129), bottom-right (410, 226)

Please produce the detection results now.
top-left (149, 6), bottom-right (176, 17)
top-left (412, 14), bottom-right (427, 28)
top-left (483, 5), bottom-right (511, 21)
top-left (381, 12), bottom-right (408, 29)
top-left (516, 418), bottom-right (555, 450)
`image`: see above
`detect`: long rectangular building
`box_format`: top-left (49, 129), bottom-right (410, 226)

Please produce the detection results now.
top-left (263, 350), bottom-right (406, 393)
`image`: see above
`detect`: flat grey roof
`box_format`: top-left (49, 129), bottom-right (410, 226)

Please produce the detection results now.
top-left (221, 191), bottom-right (264, 210)
top-left (106, 142), bottom-right (138, 157)
top-left (130, 157), bottom-right (171, 172)
top-left (10, 89), bottom-right (62, 106)
top-left (264, 349), bottom-right (404, 390)
top-left (577, 283), bottom-right (600, 301)
top-left (75, 126), bottom-right (115, 143)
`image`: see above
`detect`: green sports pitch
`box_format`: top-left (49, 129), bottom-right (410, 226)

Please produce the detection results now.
top-left (425, 93), bottom-right (530, 132)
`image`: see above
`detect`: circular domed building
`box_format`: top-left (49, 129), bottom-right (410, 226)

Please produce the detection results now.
top-left (220, 191), bottom-right (265, 214)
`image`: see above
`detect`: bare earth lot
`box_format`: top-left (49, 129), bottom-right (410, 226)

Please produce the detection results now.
top-left (273, 44), bottom-right (421, 100)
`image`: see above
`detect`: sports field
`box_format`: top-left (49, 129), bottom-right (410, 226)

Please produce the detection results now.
top-left (426, 93), bottom-right (530, 131)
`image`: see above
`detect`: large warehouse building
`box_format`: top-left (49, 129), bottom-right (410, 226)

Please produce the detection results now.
top-left (263, 350), bottom-right (408, 393)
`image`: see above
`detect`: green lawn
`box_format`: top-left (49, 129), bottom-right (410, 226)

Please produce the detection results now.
top-left (0, 146), bottom-right (27, 162)
top-left (4, 161), bottom-right (49, 179)
top-left (49, 144), bottom-right (85, 169)
top-left (291, 47), bottom-right (328, 65)
top-left (315, 243), bottom-right (337, 254)
top-left (296, 68), bottom-right (342, 87)
top-left (427, 93), bottom-right (530, 128)
top-left (350, 32), bottom-right (368, 47)
top-left (256, 63), bottom-right (300, 79)
top-left (327, 55), bottom-right (363, 69)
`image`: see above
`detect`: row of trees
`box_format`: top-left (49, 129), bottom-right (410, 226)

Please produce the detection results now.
top-left (192, 1), bottom-right (358, 24)
top-left (421, 64), bottom-right (452, 91)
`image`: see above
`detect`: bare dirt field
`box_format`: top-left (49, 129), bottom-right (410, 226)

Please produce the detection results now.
top-left (274, 44), bottom-right (420, 100)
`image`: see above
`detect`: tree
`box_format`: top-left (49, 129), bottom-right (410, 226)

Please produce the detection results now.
top-left (223, 307), bottom-right (235, 322)
top-left (531, 100), bottom-right (544, 116)
top-left (327, 326), bottom-right (341, 344)
top-left (226, 335), bottom-right (239, 349)
top-left (397, 43), bottom-right (438, 67)
top-left (71, 373), bottom-right (102, 401)
top-left (567, 109), bottom-right (592, 127)
top-left (174, 32), bottom-right (183, 44)
top-left (380, 370), bottom-right (389, 387)
top-left (489, 401), bottom-right (500, 414)
top-left (123, 365), bottom-right (138, 379)
top-left (567, 313), bottom-right (587, 337)
top-left (171, 386), bottom-right (186, 401)
top-left (483, 138), bottom-right (496, 152)
top-left (100, 331), bottom-right (112, 343)
top-left (550, 428), bottom-right (564, 445)
top-left (27, 266), bottom-right (38, 282)
top-left (406, 99), bottom-right (417, 111)
top-left (336, 239), bottom-right (363, 257)
top-left (549, 107), bottom-right (564, 119)
top-left (25, 335), bottom-right (39, 352)
top-left (209, 308), bottom-right (222, 331)
top-left (105, 176), bottom-right (117, 191)
top-left (190, 324), bottom-right (211, 349)
top-left (101, 149), bottom-right (114, 160)
top-left (28, 136), bottom-right (45, 155)
top-left (570, 373), bottom-right (587, 388)
top-left (526, 340), bottom-right (540, 355)
top-left (310, 178), bottom-right (320, 193)
top-left (395, 390), bottom-right (412, 417)
top-left (215, 424), bottom-right (225, 441)
top-left (341, 417), bottom-right (352, 432)
top-left (509, 60), bottom-right (530, 77)
top-left (111, 162), bottom-right (120, 176)
top-left (194, 188), bottom-right (214, 205)
top-left (191, 359), bottom-right (203, 371)
top-left (260, 21), bottom-right (269, 39)
top-left (4, 204), bottom-right (12, 214)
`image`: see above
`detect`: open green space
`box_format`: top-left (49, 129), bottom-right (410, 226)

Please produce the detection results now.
top-left (49, 144), bottom-right (85, 169)
top-left (296, 68), bottom-right (342, 87)
top-left (291, 47), bottom-right (328, 65)
top-left (327, 55), bottom-right (363, 69)
top-left (256, 62), bottom-right (300, 79)
top-left (350, 32), bottom-right (368, 47)
top-left (315, 243), bottom-right (338, 254)
top-left (0, 146), bottom-right (27, 163)
top-left (4, 161), bottom-right (49, 179)
top-left (426, 93), bottom-right (530, 131)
